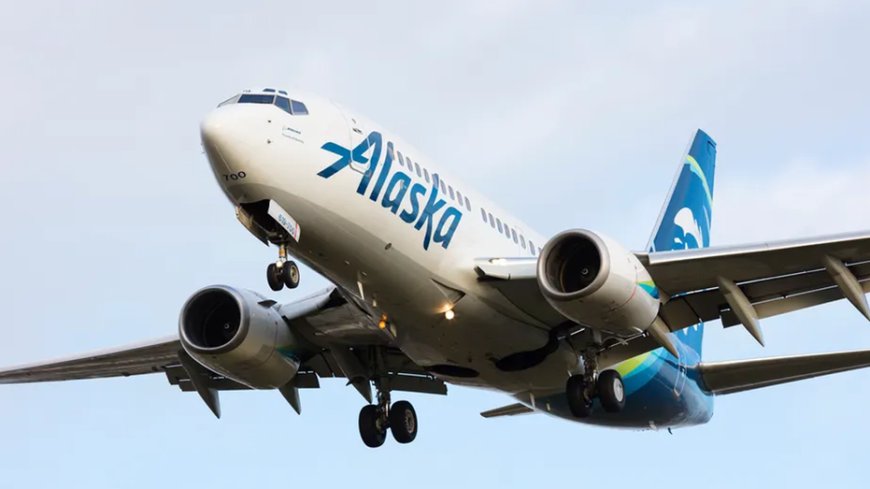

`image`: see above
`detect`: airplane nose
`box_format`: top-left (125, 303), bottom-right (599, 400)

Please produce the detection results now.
top-left (200, 107), bottom-right (250, 173)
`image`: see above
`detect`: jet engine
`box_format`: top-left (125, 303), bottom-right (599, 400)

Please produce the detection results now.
top-left (537, 229), bottom-right (660, 336)
top-left (179, 285), bottom-right (300, 389)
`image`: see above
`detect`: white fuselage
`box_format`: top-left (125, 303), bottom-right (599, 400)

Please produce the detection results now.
top-left (201, 92), bottom-right (580, 397)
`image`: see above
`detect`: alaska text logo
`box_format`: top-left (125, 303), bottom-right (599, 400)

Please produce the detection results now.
top-left (317, 132), bottom-right (462, 250)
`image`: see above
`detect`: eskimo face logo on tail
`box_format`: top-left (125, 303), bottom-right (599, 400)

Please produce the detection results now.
top-left (673, 207), bottom-right (703, 250)
top-left (317, 131), bottom-right (462, 251)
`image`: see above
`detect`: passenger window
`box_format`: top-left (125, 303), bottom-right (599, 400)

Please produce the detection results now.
top-left (520, 234), bottom-right (526, 247)
top-left (480, 208), bottom-right (487, 221)
top-left (239, 94), bottom-right (275, 104)
top-left (275, 96), bottom-right (292, 114)
top-left (291, 100), bottom-right (309, 115)
top-left (397, 152), bottom-right (405, 168)
top-left (456, 190), bottom-right (463, 204)
top-left (413, 162), bottom-right (422, 178)
top-left (529, 241), bottom-right (536, 255)
top-left (448, 186), bottom-right (455, 200)
top-left (488, 213), bottom-right (495, 228)
top-left (423, 168), bottom-right (430, 184)
top-left (504, 225), bottom-right (511, 239)
top-left (439, 179), bottom-right (447, 195)
top-left (511, 228), bottom-right (518, 243)
top-left (464, 196), bottom-right (471, 211)
top-left (496, 218), bottom-right (503, 233)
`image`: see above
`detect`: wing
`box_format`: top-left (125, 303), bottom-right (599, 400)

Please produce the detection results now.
top-left (0, 336), bottom-right (181, 384)
top-left (698, 349), bottom-right (870, 395)
top-left (0, 287), bottom-right (444, 416)
top-left (638, 231), bottom-right (870, 338)
top-left (476, 230), bottom-right (870, 350)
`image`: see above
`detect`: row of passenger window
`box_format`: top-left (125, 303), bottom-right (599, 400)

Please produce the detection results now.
top-left (480, 207), bottom-right (539, 256)
top-left (389, 147), bottom-right (472, 213)
top-left (389, 146), bottom-right (537, 256)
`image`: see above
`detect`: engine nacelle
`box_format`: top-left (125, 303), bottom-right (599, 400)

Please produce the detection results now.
top-left (537, 229), bottom-right (660, 336)
top-left (179, 285), bottom-right (300, 389)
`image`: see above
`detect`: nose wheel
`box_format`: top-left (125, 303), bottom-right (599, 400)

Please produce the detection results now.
top-left (266, 244), bottom-right (300, 291)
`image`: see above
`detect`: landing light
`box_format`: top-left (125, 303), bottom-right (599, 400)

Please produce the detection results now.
top-left (378, 315), bottom-right (388, 330)
top-left (444, 309), bottom-right (455, 321)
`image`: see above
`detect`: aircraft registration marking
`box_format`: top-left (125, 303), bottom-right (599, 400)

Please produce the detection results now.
top-left (267, 200), bottom-right (301, 242)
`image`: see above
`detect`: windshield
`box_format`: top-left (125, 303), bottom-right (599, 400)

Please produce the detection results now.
top-left (219, 92), bottom-right (309, 115)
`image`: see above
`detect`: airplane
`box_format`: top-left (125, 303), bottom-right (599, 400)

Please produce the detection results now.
top-left (3, 87), bottom-right (870, 448)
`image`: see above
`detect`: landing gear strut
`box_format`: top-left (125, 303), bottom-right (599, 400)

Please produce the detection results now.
top-left (357, 384), bottom-right (418, 448)
top-left (266, 243), bottom-right (300, 291)
top-left (566, 349), bottom-right (625, 417)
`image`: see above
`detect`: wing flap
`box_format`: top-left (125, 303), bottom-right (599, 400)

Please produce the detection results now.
top-left (698, 349), bottom-right (870, 395)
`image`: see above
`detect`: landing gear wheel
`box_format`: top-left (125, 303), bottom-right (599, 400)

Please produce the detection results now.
top-left (266, 263), bottom-right (284, 291)
top-left (281, 261), bottom-right (300, 289)
top-left (597, 370), bottom-right (625, 413)
top-left (566, 375), bottom-right (592, 418)
top-left (358, 404), bottom-right (386, 448)
top-left (389, 400), bottom-right (418, 444)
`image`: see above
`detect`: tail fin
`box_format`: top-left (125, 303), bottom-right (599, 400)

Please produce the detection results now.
top-left (648, 129), bottom-right (717, 355)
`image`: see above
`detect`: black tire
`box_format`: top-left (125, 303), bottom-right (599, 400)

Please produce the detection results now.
top-left (358, 404), bottom-right (386, 448)
top-left (597, 370), bottom-right (626, 413)
top-left (281, 261), bottom-right (300, 289)
top-left (566, 375), bottom-right (592, 418)
top-left (389, 400), bottom-right (418, 444)
top-left (267, 263), bottom-right (284, 291)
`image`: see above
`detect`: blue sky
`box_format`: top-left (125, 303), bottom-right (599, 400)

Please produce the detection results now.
top-left (1, 0), bottom-right (869, 486)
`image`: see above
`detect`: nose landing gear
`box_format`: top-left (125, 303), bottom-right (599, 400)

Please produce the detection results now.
top-left (266, 243), bottom-right (300, 291)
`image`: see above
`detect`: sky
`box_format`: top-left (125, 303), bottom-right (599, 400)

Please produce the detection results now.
top-left (1, 0), bottom-right (869, 486)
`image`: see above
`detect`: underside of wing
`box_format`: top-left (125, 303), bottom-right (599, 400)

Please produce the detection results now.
top-left (0, 286), bottom-right (443, 416)
top-left (699, 349), bottom-right (870, 395)
top-left (640, 231), bottom-right (870, 339)
top-left (0, 336), bottom-right (181, 384)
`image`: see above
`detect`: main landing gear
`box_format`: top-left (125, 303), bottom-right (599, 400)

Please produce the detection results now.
top-left (358, 387), bottom-right (418, 448)
top-left (266, 243), bottom-right (300, 291)
top-left (566, 350), bottom-right (626, 418)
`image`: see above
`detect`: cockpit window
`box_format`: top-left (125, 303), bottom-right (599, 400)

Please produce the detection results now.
top-left (218, 94), bottom-right (241, 107)
top-left (238, 94), bottom-right (275, 104)
top-left (291, 100), bottom-right (309, 115)
top-left (275, 96), bottom-right (292, 113)
top-left (219, 92), bottom-right (310, 116)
